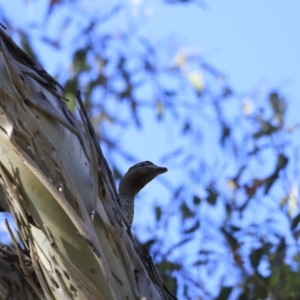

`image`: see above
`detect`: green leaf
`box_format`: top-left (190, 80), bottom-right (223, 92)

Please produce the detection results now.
top-left (112, 166), bottom-right (122, 180)
top-left (193, 195), bottom-right (201, 205)
top-left (161, 274), bottom-right (178, 296)
top-left (230, 225), bottom-right (241, 232)
top-left (155, 100), bottom-right (164, 120)
top-left (182, 121), bottom-right (191, 134)
top-left (184, 220), bottom-right (200, 234)
top-left (221, 228), bottom-right (238, 247)
top-left (206, 187), bottom-right (218, 205)
top-left (167, 237), bottom-right (192, 253)
top-left (193, 259), bottom-right (208, 266)
top-left (142, 239), bottom-right (156, 250)
top-left (157, 260), bottom-right (181, 273)
top-left (163, 89), bottom-right (177, 97)
top-left (269, 91), bottom-right (286, 123)
top-left (250, 247), bottom-right (264, 269)
top-left (268, 267), bottom-right (280, 288)
top-left (253, 121), bottom-right (279, 139)
top-left (72, 48), bottom-right (90, 72)
top-left (180, 202), bottom-right (194, 219)
top-left (275, 154), bottom-right (288, 172)
top-left (222, 87), bottom-right (232, 97)
top-left (215, 286), bottom-right (233, 300)
top-left (64, 77), bottom-right (78, 112)
top-left (291, 213), bottom-right (300, 231)
top-left (220, 123), bottom-right (230, 145)
top-left (155, 206), bottom-right (162, 222)
top-left (293, 253), bottom-right (300, 263)
top-left (20, 31), bottom-right (38, 61)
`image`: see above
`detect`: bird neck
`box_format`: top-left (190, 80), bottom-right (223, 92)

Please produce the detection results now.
top-left (118, 175), bottom-right (140, 200)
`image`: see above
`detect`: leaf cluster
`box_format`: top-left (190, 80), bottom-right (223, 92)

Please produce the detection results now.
top-left (1, 1), bottom-right (299, 299)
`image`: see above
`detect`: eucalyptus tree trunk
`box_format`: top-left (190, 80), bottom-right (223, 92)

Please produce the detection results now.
top-left (0, 26), bottom-right (175, 300)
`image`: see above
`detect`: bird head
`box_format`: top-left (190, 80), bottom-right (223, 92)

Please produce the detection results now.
top-left (118, 161), bottom-right (168, 196)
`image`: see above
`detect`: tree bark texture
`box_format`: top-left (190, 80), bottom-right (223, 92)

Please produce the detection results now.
top-left (0, 25), bottom-right (176, 300)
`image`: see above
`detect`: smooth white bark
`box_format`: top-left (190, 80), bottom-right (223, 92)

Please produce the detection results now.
top-left (0, 26), bottom-right (175, 300)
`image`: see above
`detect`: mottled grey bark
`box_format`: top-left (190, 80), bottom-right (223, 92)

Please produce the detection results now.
top-left (0, 25), bottom-right (176, 300)
top-left (0, 242), bottom-right (40, 300)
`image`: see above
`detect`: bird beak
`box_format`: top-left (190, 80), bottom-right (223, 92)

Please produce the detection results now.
top-left (156, 166), bottom-right (168, 174)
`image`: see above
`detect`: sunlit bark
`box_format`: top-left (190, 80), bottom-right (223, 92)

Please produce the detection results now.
top-left (0, 26), bottom-right (175, 300)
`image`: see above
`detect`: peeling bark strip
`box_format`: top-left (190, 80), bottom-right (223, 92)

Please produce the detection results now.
top-left (0, 26), bottom-right (176, 299)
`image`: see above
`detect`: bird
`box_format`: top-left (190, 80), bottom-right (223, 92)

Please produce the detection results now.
top-left (118, 161), bottom-right (168, 226)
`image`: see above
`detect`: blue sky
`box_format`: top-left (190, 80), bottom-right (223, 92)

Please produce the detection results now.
top-left (1, 0), bottom-right (299, 242)
top-left (116, 0), bottom-right (300, 224)
top-left (2, 0), bottom-right (299, 151)
top-left (148, 0), bottom-right (300, 91)
top-left (0, 0), bottom-right (299, 296)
